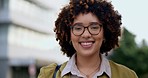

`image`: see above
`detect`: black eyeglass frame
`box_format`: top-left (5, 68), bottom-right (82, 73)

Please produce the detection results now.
top-left (70, 23), bottom-right (103, 36)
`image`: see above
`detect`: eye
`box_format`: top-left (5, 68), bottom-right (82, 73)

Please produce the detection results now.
top-left (90, 25), bottom-right (100, 30)
top-left (73, 25), bottom-right (83, 31)
top-left (91, 26), bottom-right (99, 29)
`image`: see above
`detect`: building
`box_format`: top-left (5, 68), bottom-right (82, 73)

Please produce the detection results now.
top-left (0, 0), bottom-right (68, 78)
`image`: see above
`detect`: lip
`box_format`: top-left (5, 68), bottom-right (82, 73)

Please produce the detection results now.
top-left (79, 41), bottom-right (95, 48)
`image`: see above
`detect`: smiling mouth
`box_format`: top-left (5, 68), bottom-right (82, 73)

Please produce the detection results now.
top-left (79, 41), bottom-right (95, 48)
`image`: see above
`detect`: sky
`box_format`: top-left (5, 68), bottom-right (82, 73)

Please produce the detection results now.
top-left (111, 0), bottom-right (148, 44)
top-left (50, 0), bottom-right (148, 44)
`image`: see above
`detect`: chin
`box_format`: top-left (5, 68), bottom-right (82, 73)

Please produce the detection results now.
top-left (78, 50), bottom-right (97, 57)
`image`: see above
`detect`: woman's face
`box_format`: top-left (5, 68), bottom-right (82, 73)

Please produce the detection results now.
top-left (71, 12), bottom-right (104, 57)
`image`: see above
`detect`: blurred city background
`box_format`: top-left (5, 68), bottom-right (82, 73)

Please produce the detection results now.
top-left (0, 0), bottom-right (148, 78)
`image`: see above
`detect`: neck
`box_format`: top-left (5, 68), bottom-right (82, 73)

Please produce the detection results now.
top-left (76, 53), bottom-right (101, 69)
top-left (76, 53), bottom-right (102, 77)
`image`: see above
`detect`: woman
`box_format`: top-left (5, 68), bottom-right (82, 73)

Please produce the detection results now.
top-left (38, 0), bottom-right (138, 78)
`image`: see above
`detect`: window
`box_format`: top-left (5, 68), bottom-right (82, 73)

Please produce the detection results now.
top-left (0, 0), bottom-right (4, 9)
top-left (12, 66), bottom-right (30, 78)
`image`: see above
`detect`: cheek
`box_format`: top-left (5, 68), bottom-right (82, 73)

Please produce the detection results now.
top-left (95, 37), bottom-right (103, 47)
top-left (96, 30), bottom-right (104, 46)
top-left (71, 31), bottom-right (79, 48)
top-left (71, 31), bottom-right (76, 43)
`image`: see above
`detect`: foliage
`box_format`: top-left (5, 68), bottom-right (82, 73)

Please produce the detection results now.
top-left (109, 27), bottom-right (148, 78)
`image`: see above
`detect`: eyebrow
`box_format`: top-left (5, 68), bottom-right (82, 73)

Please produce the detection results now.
top-left (73, 22), bottom-right (100, 26)
top-left (89, 22), bottom-right (100, 25)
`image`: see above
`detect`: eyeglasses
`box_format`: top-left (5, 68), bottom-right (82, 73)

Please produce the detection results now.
top-left (70, 22), bottom-right (102, 36)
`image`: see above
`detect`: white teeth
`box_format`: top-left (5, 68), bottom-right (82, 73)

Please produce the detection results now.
top-left (80, 42), bottom-right (93, 48)
top-left (79, 41), bottom-right (94, 48)
top-left (81, 42), bottom-right (92, 46)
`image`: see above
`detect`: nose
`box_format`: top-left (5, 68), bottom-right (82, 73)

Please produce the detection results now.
top-left (81, 28), bottom-right (91, 38)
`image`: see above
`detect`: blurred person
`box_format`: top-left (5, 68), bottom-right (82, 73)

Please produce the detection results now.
top-left (38, 0), bottom-right (138, 78)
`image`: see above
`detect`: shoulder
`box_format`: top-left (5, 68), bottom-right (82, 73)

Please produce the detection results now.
top-left (109, 60), bottom-right (138, 78)
top-left (37, 63), bottom-right (57, 78)
top-left (37, 62), bottom-right (67, 78)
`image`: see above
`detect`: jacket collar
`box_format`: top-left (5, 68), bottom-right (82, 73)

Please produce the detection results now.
top-left (61, 54), bottom-right (111, 78)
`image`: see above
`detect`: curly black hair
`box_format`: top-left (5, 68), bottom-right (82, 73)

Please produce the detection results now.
top-left (54, 0), bottom-right (122, 57)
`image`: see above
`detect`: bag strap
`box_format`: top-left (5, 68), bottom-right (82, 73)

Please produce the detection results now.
top-left (53, 64), bottom-right (61, 78)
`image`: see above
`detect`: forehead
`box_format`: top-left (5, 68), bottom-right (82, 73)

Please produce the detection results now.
top-left (73, 12), bottom-right (100, 24)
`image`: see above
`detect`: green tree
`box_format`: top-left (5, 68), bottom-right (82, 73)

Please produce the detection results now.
top-left (135, 39), bottom-right (148, 78)
top-left (109, 27), bottom-right (148, 78)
